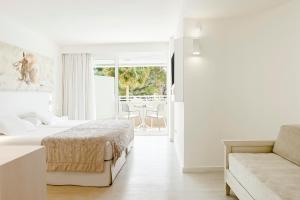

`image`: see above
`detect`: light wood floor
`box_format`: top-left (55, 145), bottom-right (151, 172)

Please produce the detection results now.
top-left (48, 136), bottom-right (237, 200)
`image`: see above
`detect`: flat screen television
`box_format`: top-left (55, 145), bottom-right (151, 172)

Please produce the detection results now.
top-left (171, 53), bottom-right (175, 85)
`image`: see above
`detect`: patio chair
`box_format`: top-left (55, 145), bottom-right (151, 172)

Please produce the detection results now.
top-left (145, 103), bottom-right (166, 130)
top-left (121, 103), bottom-right (142, 124)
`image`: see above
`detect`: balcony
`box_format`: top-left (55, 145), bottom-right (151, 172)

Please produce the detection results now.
top-left (118, 95), bottom-right (167, 132)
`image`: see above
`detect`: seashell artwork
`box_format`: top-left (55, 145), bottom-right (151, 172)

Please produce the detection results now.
top-left (13, 52), bottom-right (39, 85)
top-left (0, 41), bottom-right (54, 91)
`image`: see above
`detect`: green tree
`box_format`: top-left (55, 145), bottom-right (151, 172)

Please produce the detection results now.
top-left (118, 67), bottom-right (150, 97)
top-left (131, 67), bottom-right (166, 95)
top-left (94, 66), bottom-right (166, 96)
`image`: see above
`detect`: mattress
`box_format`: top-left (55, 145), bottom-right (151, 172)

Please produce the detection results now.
top-left (0, 126), bottom-right (114, 161)
top-left (48, 120), bottom-right (87, 128)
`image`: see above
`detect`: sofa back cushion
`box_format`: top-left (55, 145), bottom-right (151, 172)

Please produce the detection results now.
top-left (273, 125), bottom-right (300, 166)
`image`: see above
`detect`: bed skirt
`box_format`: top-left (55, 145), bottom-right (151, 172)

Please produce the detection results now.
top-left (46, 141), bottom-right (133, 187)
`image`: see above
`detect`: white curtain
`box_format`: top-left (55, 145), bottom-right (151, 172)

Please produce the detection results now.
top-left (61, 54), bottom-right (96, 120)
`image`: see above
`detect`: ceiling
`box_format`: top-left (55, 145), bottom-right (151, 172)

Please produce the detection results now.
top-left (0, 0), bottom-right (181, 45)
top-left (0, 0), bottom-right (290, 45)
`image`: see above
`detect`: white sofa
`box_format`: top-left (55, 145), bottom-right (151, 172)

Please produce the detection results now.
top-left (224, 125), bottom-right (300, 200)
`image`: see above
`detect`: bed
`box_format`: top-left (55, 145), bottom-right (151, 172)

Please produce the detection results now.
top-left (0, 91), bottom-right (134, 187)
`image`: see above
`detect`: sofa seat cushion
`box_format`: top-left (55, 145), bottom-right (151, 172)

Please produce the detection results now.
top-left (229, 153), bottom-right (300, 200)
top-left (273, 125), bottom-right (300, 166)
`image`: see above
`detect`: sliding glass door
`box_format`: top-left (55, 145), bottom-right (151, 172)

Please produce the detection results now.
top-left (118, 64), bottom-right (167, 131)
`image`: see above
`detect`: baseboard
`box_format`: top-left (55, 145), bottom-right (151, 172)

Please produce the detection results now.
top-left (182, 166), bottom-right (223, 173)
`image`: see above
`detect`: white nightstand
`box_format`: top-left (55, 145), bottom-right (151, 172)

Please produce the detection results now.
top-left (0, 146), bottom-right (46, 200)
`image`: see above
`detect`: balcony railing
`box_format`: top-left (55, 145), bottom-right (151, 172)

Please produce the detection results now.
top-left (118, 95), bottom-right (168, 129)
top-left (119, 95), bottom-right (167, 102)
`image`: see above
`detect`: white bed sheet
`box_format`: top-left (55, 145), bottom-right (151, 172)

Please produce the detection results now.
top-left (0, 125), bottom-right (114, 160)
top-left (49, 120), bottom-right (88, 128)
top-left (0, 126), bottom-right (67, 145)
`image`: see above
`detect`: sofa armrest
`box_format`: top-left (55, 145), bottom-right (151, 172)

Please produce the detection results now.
top-left (223, 140), bottom-right (275, 169)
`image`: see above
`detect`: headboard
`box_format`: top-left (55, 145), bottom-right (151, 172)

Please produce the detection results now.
top-left (0, 91), bottom-right (51, 116)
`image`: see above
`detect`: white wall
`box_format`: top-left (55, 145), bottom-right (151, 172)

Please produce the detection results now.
top-left (60, 42), bottom-right (169, 61)
top-left (174, 102), bottom-right (185, 167)
top-left (178, 0), bottom-right (300, 170)
top-left (0, 18), bottom-right (58, 57)
top-left (94, 76), bottom-right (115, 119)
top-left (0, 18), bottom-right (60, 113)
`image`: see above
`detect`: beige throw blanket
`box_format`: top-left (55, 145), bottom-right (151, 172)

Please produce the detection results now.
top-left (41, 120), bottom-right (134, 173)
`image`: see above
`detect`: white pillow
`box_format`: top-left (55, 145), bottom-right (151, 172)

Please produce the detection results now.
top-left (36, 111), bottom-right (59, 125)
top-left (19, 112), bottom-right (36, 118)
top-left (21, 119), bottom-right (37, 130)
top-left (0, 116), bottom-right (36, 135)
top-left (19, 112), bottom-right (42, 126)
top-left (22, 117), bottom-right (42, 127)
top-left (19, 111), bottom-right (59, 125)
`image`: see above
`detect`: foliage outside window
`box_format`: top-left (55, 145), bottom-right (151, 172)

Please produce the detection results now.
top-left (94, 66), bottom-right (167, 96)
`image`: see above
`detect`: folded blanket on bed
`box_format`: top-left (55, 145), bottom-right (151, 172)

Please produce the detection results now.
top-left (41, 120), bottom-right (134, 173)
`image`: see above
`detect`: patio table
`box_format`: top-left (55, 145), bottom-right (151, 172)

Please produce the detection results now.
top-left (134, 103), bottom-right (151, 129)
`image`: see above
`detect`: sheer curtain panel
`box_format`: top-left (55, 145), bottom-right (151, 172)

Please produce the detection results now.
top-left (61, 54), bottom-right (96, 120)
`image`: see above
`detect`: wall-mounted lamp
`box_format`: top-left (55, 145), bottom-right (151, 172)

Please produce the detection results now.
top-left (192, 39), bottom-right (201, 56)
top-left (194, 24), bottom-right (202, 37)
